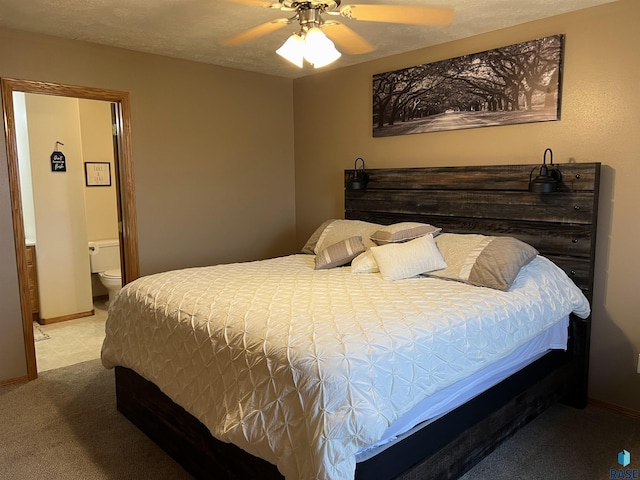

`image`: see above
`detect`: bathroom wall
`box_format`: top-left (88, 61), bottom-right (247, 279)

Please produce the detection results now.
top-left (24, 93), bottom-right (94, 320)
top-left (13, 93), bottom-right (36, 244)
top-left (79, 99), bottom-right (119, 242)
top-left (78, 99), bottom-right (120, 298)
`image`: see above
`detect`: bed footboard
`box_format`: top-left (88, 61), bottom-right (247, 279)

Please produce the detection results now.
top-left (115, 366), bottom-right (283, 479)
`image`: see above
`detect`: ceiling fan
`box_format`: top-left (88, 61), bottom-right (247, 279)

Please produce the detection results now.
top-left (222, 0), bottom-right (454, 69)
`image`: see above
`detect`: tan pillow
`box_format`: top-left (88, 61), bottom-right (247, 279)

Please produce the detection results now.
top-left (370, 234), bottom-right (447, 281)
top-left (301, 219), bottom-right (336, 254)
top-left (315, 236), bottom-right (366, 270)
top-left (314, 219), bottom-right (381, 254)
top-left (371, 222), bottom-right (442, 245)
top-left (429, 233), bottom-right (539, 291)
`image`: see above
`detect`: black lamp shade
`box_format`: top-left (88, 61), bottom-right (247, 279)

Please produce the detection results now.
top-left (346, 157), bottom-right (369, 190)
top-left (347, 177), bottom-right (368, 190)
top-left (529, 148), bottom-right (561, 193)
top-left (528, 174), bottom-right (559, 193)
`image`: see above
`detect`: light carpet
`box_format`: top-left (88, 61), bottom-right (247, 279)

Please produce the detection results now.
top-left (0, 359), bottom-right (190, 479)
top-left (1, 359), bottom-right (638, 479)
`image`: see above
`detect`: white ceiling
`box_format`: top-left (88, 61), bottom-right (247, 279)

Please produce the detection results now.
top-left (0, 0), bottom-right (617, 79)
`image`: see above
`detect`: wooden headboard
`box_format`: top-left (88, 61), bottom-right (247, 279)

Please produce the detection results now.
top-left (345, 163), bottom-right (601, 303)
top-left (344, 162), bottom-right (601, 457)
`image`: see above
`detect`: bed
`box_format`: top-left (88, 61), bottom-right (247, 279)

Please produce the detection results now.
top-left (102, 162), bottom-right (600, 480)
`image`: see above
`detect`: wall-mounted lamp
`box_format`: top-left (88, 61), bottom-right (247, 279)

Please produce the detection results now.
top-left (346, 157), bottom-right (369, 190)
top-left (529, 148), bottom-right (562, 193)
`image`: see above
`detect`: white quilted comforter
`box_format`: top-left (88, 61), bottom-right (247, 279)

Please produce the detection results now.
top-left (101, 254), bottom-right (589, 480)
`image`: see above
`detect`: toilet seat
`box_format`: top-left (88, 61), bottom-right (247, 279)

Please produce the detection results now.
top-left (100, 269), bottom-right (121, 279)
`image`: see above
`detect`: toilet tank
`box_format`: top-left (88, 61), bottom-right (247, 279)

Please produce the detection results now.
top-left (88, 239), bottom-right (121, 273)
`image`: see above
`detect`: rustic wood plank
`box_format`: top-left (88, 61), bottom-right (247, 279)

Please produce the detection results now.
top-left (346, 190), bottom-right (594, 224)
top-left (362, 353), bottom-right (573, 480)
top-left (115, 367), bottom-right (283, 480)
top-left (345, 163), bottom-right (599, 192)
top-left (544, 256), bottom-right (591, 293)
top-left (345, 212), bottom-right (593, 258)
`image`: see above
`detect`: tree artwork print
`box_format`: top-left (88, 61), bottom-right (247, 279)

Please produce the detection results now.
top-left (372, 34), bottom-right (564, 137)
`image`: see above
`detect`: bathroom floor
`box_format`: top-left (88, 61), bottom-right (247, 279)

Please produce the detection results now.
top-left (34, 299), bottom-right (108, 372)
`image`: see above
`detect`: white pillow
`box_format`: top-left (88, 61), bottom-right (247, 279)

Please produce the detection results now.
top-left (351, 250), bottom-right (379, 274)
top-left (371, 234), bottom-right (447, 281)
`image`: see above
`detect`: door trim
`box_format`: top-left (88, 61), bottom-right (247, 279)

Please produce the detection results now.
top-left (1, 78), bottom-right (140, 381)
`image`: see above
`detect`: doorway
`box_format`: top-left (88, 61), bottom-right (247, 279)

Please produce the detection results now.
top-left (1, 78), bottom-right (139, 381)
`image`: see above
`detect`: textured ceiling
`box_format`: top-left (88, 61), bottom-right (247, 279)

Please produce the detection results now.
top-left (0, 0), bottom-right (617, 79)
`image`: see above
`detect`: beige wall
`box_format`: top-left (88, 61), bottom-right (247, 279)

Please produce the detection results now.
top-left (293, 0), bottom-right (639, 411)
top-left (13, 93), bottom-right (36, 244)
top-left (0, 28), bottom-right (296, 382)
top-left (0, 123), bottom-right (26, 382)
top-left (79, 99), bottom-right (119, 243)
top-left (24, 93), bottom-right (94, 320)
top-left (78, 98), bottom-right (119, 298)
top-left (1, 2), bottom-right (636, 411)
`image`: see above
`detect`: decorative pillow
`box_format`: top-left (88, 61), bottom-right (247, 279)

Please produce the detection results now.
top-left (315, 236), bottom-right (366, 270)
top-left (314, 219), bottom-right (381, 254)
top-left (370, 234), bottom-right (447, 281)
top-left (301, 219), bottom-right (336, 254)
top-left (351, 250), bottom-right (379, 274)
top-left (429, 233), bottom-right (539, 291)
top-left (370, 222), bottom-right (442, 245)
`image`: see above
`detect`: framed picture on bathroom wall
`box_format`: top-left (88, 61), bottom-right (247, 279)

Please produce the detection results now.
top-left (85, 162), bottom-right (112, 187)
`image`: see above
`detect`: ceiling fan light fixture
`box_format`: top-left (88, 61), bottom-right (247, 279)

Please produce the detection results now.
top-left (276, 33), bottom-right (305, 68)
top-left (227, 1), bottom-right (457, 70)
top-left (303, 27), bottom-right (342, 68)
top-left (276, 27), bottom-right (342, 69)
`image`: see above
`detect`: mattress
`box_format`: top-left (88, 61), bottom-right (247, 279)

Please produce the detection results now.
top-left (355, 316), bottom-right (569, 461)
top-left (101, 254), bottom-right (589, 480)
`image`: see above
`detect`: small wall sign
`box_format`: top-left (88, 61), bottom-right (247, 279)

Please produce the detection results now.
top-left (50, 151), bottom-right (66, 172)
top-left (85, 162), bottom-right (112, 186)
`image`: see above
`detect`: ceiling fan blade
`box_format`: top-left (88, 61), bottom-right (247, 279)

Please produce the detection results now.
top-left (323, 22), bottom-right (375, 55)
top-left (221, 19), bottom-right (290, 46)
top-left (226, 0), bottom-right (281, 8)
top-left (340, 5), bottom-right (454, 26)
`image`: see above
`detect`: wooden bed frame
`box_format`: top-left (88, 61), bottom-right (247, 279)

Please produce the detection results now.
top-left (114, 162), bottom-right (600, 479)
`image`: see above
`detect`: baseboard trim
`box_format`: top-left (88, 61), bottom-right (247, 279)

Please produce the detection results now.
top-left (1, 375), bottom-right (28, 388)
top-left (38, 309), bottom-right (95, 325)
top-left (588, 398), bottom-right (640, 420)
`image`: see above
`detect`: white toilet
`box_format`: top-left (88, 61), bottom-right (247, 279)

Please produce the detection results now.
top-left (88, 239), bottom-right (122, 306)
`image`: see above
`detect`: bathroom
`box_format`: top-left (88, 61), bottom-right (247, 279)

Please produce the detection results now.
top-left (14, 92), bottom-right (121, 371)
